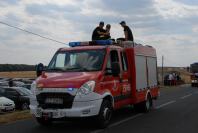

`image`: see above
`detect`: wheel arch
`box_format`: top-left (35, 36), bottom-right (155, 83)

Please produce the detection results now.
top-left (101, 92), bottom-right (114, 108)
top-left (145, 89), bottom-right (152, 100)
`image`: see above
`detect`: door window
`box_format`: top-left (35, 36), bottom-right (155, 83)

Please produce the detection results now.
top-left (106, 50), bottom-right (119, 74)
top-left (121, 52), bottom-right (128, 71)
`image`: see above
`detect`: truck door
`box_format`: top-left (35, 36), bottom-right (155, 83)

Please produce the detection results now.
top-left (103, 50), bottom-right (121, 101)
top-left (120, 51), bottom-right (132, 99)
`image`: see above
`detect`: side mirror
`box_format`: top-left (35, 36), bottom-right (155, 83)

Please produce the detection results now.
top-left (36, 63), bottom-right (44, 77)
top-left (111, 62), bottom-right (120, 76)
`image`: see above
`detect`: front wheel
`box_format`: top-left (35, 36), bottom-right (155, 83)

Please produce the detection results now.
top-left (96, 100), bottom-right (113, 128)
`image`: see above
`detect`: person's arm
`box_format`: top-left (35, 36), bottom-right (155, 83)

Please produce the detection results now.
top-left (124, 31), bottom-right (128, 41)
top-left (104, 30), bottom-right (110, 36)
top-left (97, 30), bottom-right (105, 35)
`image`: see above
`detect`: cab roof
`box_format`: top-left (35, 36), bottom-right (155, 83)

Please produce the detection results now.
top-left (58, 45), bottom-right (122, 52)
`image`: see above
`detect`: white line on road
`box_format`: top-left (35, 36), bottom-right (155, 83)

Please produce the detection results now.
top-left (90, 113), bottom-right (143, 133)
top-left (155, 100), bottom-right (176, 109)
top-left (180, 94), bottom-right (192, 99)
top-left (109, 113), bottom-right (143, 128)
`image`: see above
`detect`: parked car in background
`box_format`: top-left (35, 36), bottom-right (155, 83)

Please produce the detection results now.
top-left (22, 84), bottom-right (31, 90)
top-left (0, 96), bottom-right (15, 112)
top-left (0, 81), bottom-right (9, 87)
top-left (13, 81), bottom-right (25, 87)
top-left (12, 78), bottom-right (34, 84)
top-left (0, 78), bottom-right (11, 82)
top-left (0, 87), bottom-right (32, 110)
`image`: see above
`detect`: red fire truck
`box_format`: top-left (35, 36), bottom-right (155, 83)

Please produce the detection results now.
top-left (30, 40), bottom-right (159, 128)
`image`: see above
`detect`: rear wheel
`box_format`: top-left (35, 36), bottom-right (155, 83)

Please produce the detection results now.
top-left (134, 94), bottom-right (152, 113)
top-left (96, 100), bottom-right (113, 128)
top-left (142, 94), bottom-right (152, 112)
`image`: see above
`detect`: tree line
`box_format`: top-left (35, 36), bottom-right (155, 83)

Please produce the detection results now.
top-left (0, 64), bottom-right (36, 72)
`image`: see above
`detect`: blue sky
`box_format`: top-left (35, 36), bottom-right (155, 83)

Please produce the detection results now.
top-left (0, 0), bottom-right (198, 66)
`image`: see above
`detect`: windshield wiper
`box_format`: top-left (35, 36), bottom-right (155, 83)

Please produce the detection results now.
top-left (46, 68), bottom-right (65, 72)
top-left (47, 67), bottom-right (99, 72)
top-left (77, 67), bottom-right (98, 72)
top-left (65, 67), bottom-right (84, 71)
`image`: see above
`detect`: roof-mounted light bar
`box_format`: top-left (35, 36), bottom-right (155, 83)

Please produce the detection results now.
top-left (69, 40), bottom-right (113, 47)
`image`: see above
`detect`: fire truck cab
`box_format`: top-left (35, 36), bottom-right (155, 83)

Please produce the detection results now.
top-left (30, 40), bottom-right (159, 128)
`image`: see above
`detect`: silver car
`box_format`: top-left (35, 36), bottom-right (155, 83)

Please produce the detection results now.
top-left (0, 96), bottom-right (15, 112)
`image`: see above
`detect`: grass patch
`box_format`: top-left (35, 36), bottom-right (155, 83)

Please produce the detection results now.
top-left (0, 71), bottom-right (36, 78)
top-left (0, 110), bottom-right (32, 124)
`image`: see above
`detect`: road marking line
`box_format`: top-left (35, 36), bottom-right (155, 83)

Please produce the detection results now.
top-left (155, 100), bottom-right (176, 109)
top-left (90, 113), bottom-right (143, 133)
top-left (109, 113), bottom-right (143, 128)
top-left (180, 94), bottom-right (192, 99)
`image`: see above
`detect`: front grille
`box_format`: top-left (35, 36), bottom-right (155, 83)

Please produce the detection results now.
top-left (36, 93), bottom-right (75, 109)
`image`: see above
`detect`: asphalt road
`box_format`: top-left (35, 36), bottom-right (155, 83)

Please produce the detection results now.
top-left (1, 84), bottom-right (198, 133)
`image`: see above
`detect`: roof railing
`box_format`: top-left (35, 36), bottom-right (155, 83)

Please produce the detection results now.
top-left (68, 39), bottom-right (151, 48)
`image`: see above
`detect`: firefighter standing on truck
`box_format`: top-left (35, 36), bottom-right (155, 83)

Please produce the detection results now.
top-left (120, 21), bottom-right (134, 41)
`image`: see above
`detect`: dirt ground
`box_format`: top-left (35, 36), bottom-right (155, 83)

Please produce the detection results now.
top-left (0, 110), bottom-right (32, 124)
top-left (0, 71), bottom-right (36, 78)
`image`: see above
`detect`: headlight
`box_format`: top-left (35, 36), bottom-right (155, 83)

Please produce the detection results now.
top-left (77, 81), bottom-right (96, 95)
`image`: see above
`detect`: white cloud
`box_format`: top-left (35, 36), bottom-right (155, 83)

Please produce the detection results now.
top-left (154, 0), bottom-right (198, 19)
top-left (0, 0), bottom-right (198, 67)
top-left (192, 25), bottom-right (198, 33)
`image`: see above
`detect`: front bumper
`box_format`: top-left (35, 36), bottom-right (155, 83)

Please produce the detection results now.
top-left (30, 99), bottom-right (102, 118)
top-left (30, 90), bottom-right (103, 118)
top-left (0, 105), bottom-right (15, 112)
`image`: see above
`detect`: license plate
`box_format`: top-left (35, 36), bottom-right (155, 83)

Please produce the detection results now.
top-left (45, 98), bottom-right (63, 104)
top-left (42, 112), bottom-right (52, 118)
top-left (5, 106), bottom-right (13, 111)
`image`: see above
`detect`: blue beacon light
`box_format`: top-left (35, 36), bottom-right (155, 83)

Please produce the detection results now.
top-left (69, 40), bottom-right (113, 47)
top-left (69, 42), bottom-right (81, 47)
top-left (95, 40), bottom-right (113, 45)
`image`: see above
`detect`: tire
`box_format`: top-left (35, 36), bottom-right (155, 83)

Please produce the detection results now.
top-left (21, 103), bottom-right (29, 110)
top-left (142, 94), bottom-right (152, 113)
top-left (96, 100), bottom-right (113, 128)
top-left (135, 94), bottom-right (152, 113)
top-left (36, 117), bottom-right (52, 126)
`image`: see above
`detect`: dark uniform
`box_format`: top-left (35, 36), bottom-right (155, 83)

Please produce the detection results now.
top-left (92, 27), bottom-right (106, 40)
top-left (124, 26), bottom-right (133, 41)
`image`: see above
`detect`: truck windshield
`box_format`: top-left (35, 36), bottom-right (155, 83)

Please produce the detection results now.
top-left (47, 49), bottom-right (106, 72)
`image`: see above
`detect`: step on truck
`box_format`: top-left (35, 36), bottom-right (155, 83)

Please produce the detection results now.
top-left (30, 40), bottom-right (160, 128)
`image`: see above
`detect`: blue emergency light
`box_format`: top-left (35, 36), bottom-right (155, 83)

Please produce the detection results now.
top-left (95, 40), bottom-right (113, 45)
top-left (69, 42), bottom-right (81, 47)
top-left (69, 40), bottom-right (113, 47)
